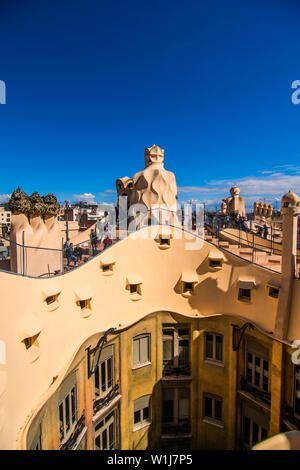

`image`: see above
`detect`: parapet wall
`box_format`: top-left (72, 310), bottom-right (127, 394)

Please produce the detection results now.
top-left (10, 213), bottom-right (62, 277)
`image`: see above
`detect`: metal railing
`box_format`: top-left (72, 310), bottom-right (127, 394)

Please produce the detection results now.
top-left (0, 209), bottom-right (299, 279)
top-left (0, 227), bottom-right (120, 278)
top-left (207, 224), bottom-right (282, 255)
top-left (60, 413), bottom-right (86, 450)
top-left (162, 421), bottom-right (191, 436)
top-left (205, 215), bottom-right (300, 277)
top-left (93, 383), bottom-right (120, 414)
top-left (239, 377), bottom-right (271, 405)
top-left (162, 361), bottom-right (191, 377)
top-left (206, 214), bottom-right (282, 248)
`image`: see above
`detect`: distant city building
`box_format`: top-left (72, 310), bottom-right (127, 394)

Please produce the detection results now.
top-left (0, 205), bottom-right (11, 237)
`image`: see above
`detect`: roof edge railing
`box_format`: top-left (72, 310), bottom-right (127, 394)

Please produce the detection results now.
top-left (0, 209), bottom-right (298, 279)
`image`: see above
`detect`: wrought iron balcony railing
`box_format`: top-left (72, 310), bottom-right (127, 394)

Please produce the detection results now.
top-left (162, 421), bottom-right (191, 436)
top-left (240, 377), bottom-right (271, 405)
top-left (162, 361), bottom-right (191, 377)
top-left (93, 382), bottom-right (120, 414)
top-left (60, 413), bottom-right (86, 450)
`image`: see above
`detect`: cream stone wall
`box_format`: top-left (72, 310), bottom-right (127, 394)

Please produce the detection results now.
top-left (58, 220), bottom-right (80, 239)
top-left (0, 224), bottom-right (293, 449)
top-left (10, 213), bottom-right (62, 277)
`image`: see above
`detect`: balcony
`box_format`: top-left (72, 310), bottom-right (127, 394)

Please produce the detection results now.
top-left (162, 361), bottom-right (191, 378)
top-left (240, 377), bottom-right (271, 405)
top-left (60, 413), bottom-right (86, 450)
top-left (93, 382), bottom-right (120, 414)
top-left (162, 421), bottom-right (191, 436)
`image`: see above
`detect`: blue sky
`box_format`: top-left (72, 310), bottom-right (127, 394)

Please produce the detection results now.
top-left (0, 0), bottom-right (300, 209)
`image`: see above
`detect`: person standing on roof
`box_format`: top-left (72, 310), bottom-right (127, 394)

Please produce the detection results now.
top-left (65, 242), bottom-right (77, 267)
top-left (101, 225), bottom-right (113, 250)
top-left (90, 229), bottom-right (98, 255)
top-left (97, 211), bottom-right (110, 234)
top-left (74, 244), bottom-right (83, 262)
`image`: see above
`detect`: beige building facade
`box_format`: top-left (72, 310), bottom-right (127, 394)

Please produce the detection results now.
top-left (0, 150), bottom-right (300, 451)
top-left (0, 210), bottom-right (298, 450)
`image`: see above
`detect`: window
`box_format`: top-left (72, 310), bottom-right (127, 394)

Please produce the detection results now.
top-left (78, 298), bottom-right (91, 310)
top-left (126, 273), bottom-right (142, 300)
top-left (246, 353), bottom-right (269, 392)
top-left (205, 333), bottom-right (223, 363)
top-left (268, 286), bottom-right (279, 298)
top-left (133, 334), bottom-right (150, 367)
top-left (162, 388), bottom-right (190, 434)
top-left (46, 295), bottom-right (57, 305)
top-left (237, 279), bottom-right (256, 302)
top-left (130, 284), bottom-right (138, 294)
top-left (75, 287), bottom-right (94, 314)
top-left (59, 384), bottom-right (77, 443)
top-left (101, 256), bottom-right (115, 274)
top-left (243, 416), bottom-right (268, 448)
top-left (43, 284), bottom-right (61, 310)
top-left (133, 395), bottom-right (151, 430)
top-left (209, 260), bottom-right (222, 268)
top-left (203, 394), bottom-right (223, 424)
top-left (126, 274), bottom-right (143, 299)
top-left (23, 333), bottom-right (40, 350)
top-left (294, 365), bottom-right (300, 417)
top-left (160, 237), bottom-right (170, 246)
top-left (94, 409), bottom-right (118, 450)
top-left (158, 231), bottom-right (172, 248)
top-left (19, 315), bottom-right (43, 361)
top-left (241, 404), bottom-right (269, 449)
top-left (238, 288), bottom-right (251, 302)
top-left (208, 251), bottom-right (225, 268)
top-left (181, 273), bottom-right (198, 297)
top-left (163, 327), bottom-right (190, 376)
top-left (184, 282), bottom-right (193, 293)
top-left (94, 346), bottom-right (114, 398)
top-left (246, 341), bottom-right (270, 393)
